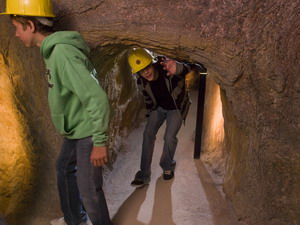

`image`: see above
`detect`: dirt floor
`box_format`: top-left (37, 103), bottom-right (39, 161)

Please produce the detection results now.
top-left (103, 90), bottom-right (240, 225)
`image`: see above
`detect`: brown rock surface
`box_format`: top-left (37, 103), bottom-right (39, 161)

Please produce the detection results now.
top-left (0, 0), bottom-right (299, 224)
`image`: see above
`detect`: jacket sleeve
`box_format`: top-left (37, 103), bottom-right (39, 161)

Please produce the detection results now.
top-left (175, 61), bottom-right (189, 77)
top-left (156, 56), bottom-right (189, 78)
top-left (137, 77), bottom-right (155, 116)
top-left (60, 56), bottom-right (111, 146)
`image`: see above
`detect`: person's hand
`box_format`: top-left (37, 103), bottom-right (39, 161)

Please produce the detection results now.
top-left (160, 58), bottom-right (177, 76)
top-left (90, 146), bottom-right (108, 167)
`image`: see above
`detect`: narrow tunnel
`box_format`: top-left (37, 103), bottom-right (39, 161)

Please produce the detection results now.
top-left (0, 44), bottom-right (251, 225)
top-left (0, 0), bottom-right (299, 225)
top-left (101, 53), bottom-right (236, 225)
top-left (0, 43), bottom-right (231, 225)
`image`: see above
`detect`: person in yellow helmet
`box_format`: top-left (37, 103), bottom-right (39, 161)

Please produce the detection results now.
top-left (128, 48), bottom-right (191, 187)
top-left (1, 1), bottom-right (113, 225)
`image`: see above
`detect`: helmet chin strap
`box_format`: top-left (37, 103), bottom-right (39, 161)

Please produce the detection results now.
top-left (36, 17), bottom-right (53, 27)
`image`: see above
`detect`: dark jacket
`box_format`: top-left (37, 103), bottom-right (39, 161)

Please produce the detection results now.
top-left (136, 56), bottom-right (191, 122)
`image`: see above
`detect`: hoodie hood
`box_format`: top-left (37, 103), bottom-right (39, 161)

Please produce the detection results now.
top-left (40, 31), bottom-right (90, 59)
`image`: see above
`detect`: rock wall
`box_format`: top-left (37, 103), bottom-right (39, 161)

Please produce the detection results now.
top-left (0, 53), bottom-right (34, 218)
top-left (201, 75), bottom-right (225, 182)
top-left (0, 19), bottom-right (63, 224)
top-left (0, 0), bottom-right (299, 224)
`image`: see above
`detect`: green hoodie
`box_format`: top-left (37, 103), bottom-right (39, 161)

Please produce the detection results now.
top-left (40, 31), bottom-right (110, 146)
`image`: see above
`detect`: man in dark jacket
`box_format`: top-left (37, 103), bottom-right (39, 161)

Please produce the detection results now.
top-left (128, 48), bottom-right (191, 187)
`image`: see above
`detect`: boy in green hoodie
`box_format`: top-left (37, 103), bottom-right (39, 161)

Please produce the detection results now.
top-left (1, 0), bottom-right (112, 224)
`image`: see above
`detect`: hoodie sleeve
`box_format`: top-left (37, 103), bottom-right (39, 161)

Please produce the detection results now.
top-left (60, 56), bottom-right (111, 146)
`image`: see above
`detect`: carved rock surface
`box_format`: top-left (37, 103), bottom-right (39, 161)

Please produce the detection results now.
top-left (0, 0), bottom-right (299, 224)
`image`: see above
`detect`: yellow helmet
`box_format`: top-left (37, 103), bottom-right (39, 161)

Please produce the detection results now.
top-left (0, 0), bottom-right (55, 17)
top-left (128, 48), bottom-right (153, 74)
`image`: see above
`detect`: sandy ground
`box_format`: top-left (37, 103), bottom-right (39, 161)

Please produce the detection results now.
top-left (103, 90), bottom-right (240, 225)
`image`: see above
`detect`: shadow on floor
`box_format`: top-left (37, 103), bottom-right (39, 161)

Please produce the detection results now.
top-left (112, 177), bottom-right (176, 225)
top-left (194, 159), bottom-right (240, 225)
top-left (148, 177), bottom-right (175, 225)
top-left (112, 185), bottom-right (148, 225)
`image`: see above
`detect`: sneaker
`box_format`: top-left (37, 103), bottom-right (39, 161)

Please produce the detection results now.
top-left (163, 170), bottom-right (174, 181)
top-left (50, 217), bottom-right (92, 225)
top-left (130, 178), bottom-right (150, 188)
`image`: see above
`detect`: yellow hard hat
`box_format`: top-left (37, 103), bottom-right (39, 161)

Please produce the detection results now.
top-left (0, 0), bottom-right (55, 17)
top-left (128, 48), bottom-right (153, 74)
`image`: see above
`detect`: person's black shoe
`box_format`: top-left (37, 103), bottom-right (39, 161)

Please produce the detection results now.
top-left (131, 178), bottom-right (150, 188)
top-left (163, 170), bottom-right (174, 181)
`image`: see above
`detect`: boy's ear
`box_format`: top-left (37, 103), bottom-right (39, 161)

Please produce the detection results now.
top-left (27, 20), bottom-right (36, 32)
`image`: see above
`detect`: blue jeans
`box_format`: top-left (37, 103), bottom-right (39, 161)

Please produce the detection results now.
top-left (135, 107), bottom-right (183, 181)
top-left (56, 137), bottom-right (111, 225)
